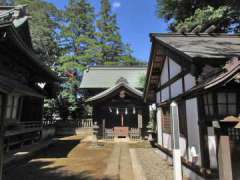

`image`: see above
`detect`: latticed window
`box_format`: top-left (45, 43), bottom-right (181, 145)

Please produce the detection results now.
top-left (217, 92), bottom-right (237, 116)
top-left (162, 106), bottom-right (171, 134)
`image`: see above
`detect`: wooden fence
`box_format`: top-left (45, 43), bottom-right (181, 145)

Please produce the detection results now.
top-left (76, 119), bottom-right (93, 128)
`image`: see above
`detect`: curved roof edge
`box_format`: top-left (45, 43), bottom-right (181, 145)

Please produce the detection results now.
top-left (85, 82), bottom-right (143, 103)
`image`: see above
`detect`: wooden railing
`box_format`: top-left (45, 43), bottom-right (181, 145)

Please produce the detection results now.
top-left (42, 119), bottom-right (57, 127)
top-left (129, 128), bottom-right (141, 140)
top-left (19, 121), bottom-right (42, 129)
top-left (76, 119), bottom-right (93, 128)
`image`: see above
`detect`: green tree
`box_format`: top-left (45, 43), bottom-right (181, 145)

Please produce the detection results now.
top-left (15, 0), bottom-right (61, 67)
top-left (59, 0), bottom-right (100, 71)
top-left (58, 0), bottom-right (99, 118)
top-left (176, 6), bottom-right (239, 33)
top-left (156, 0), bottom-right (240, 32)
top-left (97, 0), bottom-right (139, 65)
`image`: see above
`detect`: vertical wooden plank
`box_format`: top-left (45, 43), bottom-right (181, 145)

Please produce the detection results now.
top-left (218, 136), bottom-right (233, 180)
top-left (0, 95), bottom-right (6, 180)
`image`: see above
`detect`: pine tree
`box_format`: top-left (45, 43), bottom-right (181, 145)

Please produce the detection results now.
top-left (58, 0), bottom-right (100, 114)
top-left (97, 0), bottom-right (139, 65)
top-left (15, 0), bottom-right (61, 67)
top-left (59, 0), bottom-right (100, 72)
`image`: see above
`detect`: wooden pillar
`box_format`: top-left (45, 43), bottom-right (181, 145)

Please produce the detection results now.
top-left (218, 136), bottom-right (233, 180)
top-left (0, 95), bottom-right (7, 180)
top-left (120, 113), bottom-right (124, 127)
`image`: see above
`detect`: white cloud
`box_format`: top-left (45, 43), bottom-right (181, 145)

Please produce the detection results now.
top-left (113, 1), bottom-right (121, 9)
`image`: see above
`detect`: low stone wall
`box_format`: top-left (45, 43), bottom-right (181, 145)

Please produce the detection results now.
top-left (55, 120), bottom-right (93, 136)
top-left (41, 127), bottom-right (56, 140)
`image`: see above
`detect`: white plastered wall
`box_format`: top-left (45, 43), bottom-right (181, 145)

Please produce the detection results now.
top-left (161, 58), bottom-right (169, 85)
top-left (169, 58), bottom-right (181, 79)
top-left (184, 74), bottom-right (196, 91)
top-left (170, 78), bottom-right (183, 98)
top-left (161, 87), bottom-right (169, 102)
top-left (163, 133), bottom-right (172, 150)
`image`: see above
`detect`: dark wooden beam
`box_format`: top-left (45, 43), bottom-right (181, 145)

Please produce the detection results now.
top-left (157, 71), bottom-right (187, 91)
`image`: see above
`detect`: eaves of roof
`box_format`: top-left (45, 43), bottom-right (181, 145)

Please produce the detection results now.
top-left (85, 82), bottom-right (143, 103)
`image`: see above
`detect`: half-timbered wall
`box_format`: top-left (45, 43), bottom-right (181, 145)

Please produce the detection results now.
top-left (156, 55), bottom-right (200, 163)
top-left (160, 57), bottom-right (169, 85)
top-left (161, 87), bottom-right (169, 102)
top-left (184, 74), bottom-right (196, 91)
top-left (170, 79), bottom-right (183, 98)
top-left (169, 58), bottom-right (181, 79)
top-left (158, 57), bottom-right (190, 103)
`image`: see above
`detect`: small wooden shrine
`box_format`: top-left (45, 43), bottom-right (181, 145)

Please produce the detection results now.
top-left (80, 66), bottom-right (148, 139)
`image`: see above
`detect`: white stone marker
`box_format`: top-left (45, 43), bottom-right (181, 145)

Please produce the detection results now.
top-left (170, 101), bottom-right (182, 180)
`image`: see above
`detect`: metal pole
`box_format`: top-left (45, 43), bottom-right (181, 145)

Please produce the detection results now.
top-left (170, 101), bottom-right (182, 180)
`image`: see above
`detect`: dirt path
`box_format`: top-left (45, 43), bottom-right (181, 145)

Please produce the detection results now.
top-left (104, 143), bottom-right (134, 180)
top-left (3, 135), bottom-right (184, 180)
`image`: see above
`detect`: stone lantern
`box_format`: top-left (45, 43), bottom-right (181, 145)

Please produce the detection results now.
top-left (92, 122), bottom-right (99, 146)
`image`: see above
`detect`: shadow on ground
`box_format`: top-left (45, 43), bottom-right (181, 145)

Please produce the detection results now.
top-left (4, 160), bottom-right (93, 180)
top-left (35, 139), bottom-right (80, 158)
top-left (4, 158), bottom-right (116, 180)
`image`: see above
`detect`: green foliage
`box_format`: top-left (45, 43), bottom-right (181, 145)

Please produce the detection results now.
top-left (176, 6), bottom-right (231, 32)
top-left (57, 0), bottom-right (99, 116)
top-left (8, 0), bottom-right (144, 121)
top-left (156, 0), bottom-right (193, 22)
top-left (60, 0), bottom-right (100, 67)
top-left (15, 0), bottom-right (61, 67)
top-left (156, 0), bottom-right (240, 32)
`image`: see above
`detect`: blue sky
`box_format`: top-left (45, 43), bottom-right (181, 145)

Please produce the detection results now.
top-left (46, 0), bottom-right (169, 62)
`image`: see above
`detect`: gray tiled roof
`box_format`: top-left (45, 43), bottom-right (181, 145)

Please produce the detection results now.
top-left (80, 66), bottom-right (147, 89)
top-left (152, 33), bottom-right (240, 59)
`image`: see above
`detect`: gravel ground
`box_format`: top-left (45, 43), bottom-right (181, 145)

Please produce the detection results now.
top-left (134, 148), bottom-right (188, 180)
top-left (3, 136), bottom-right (187, 180)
